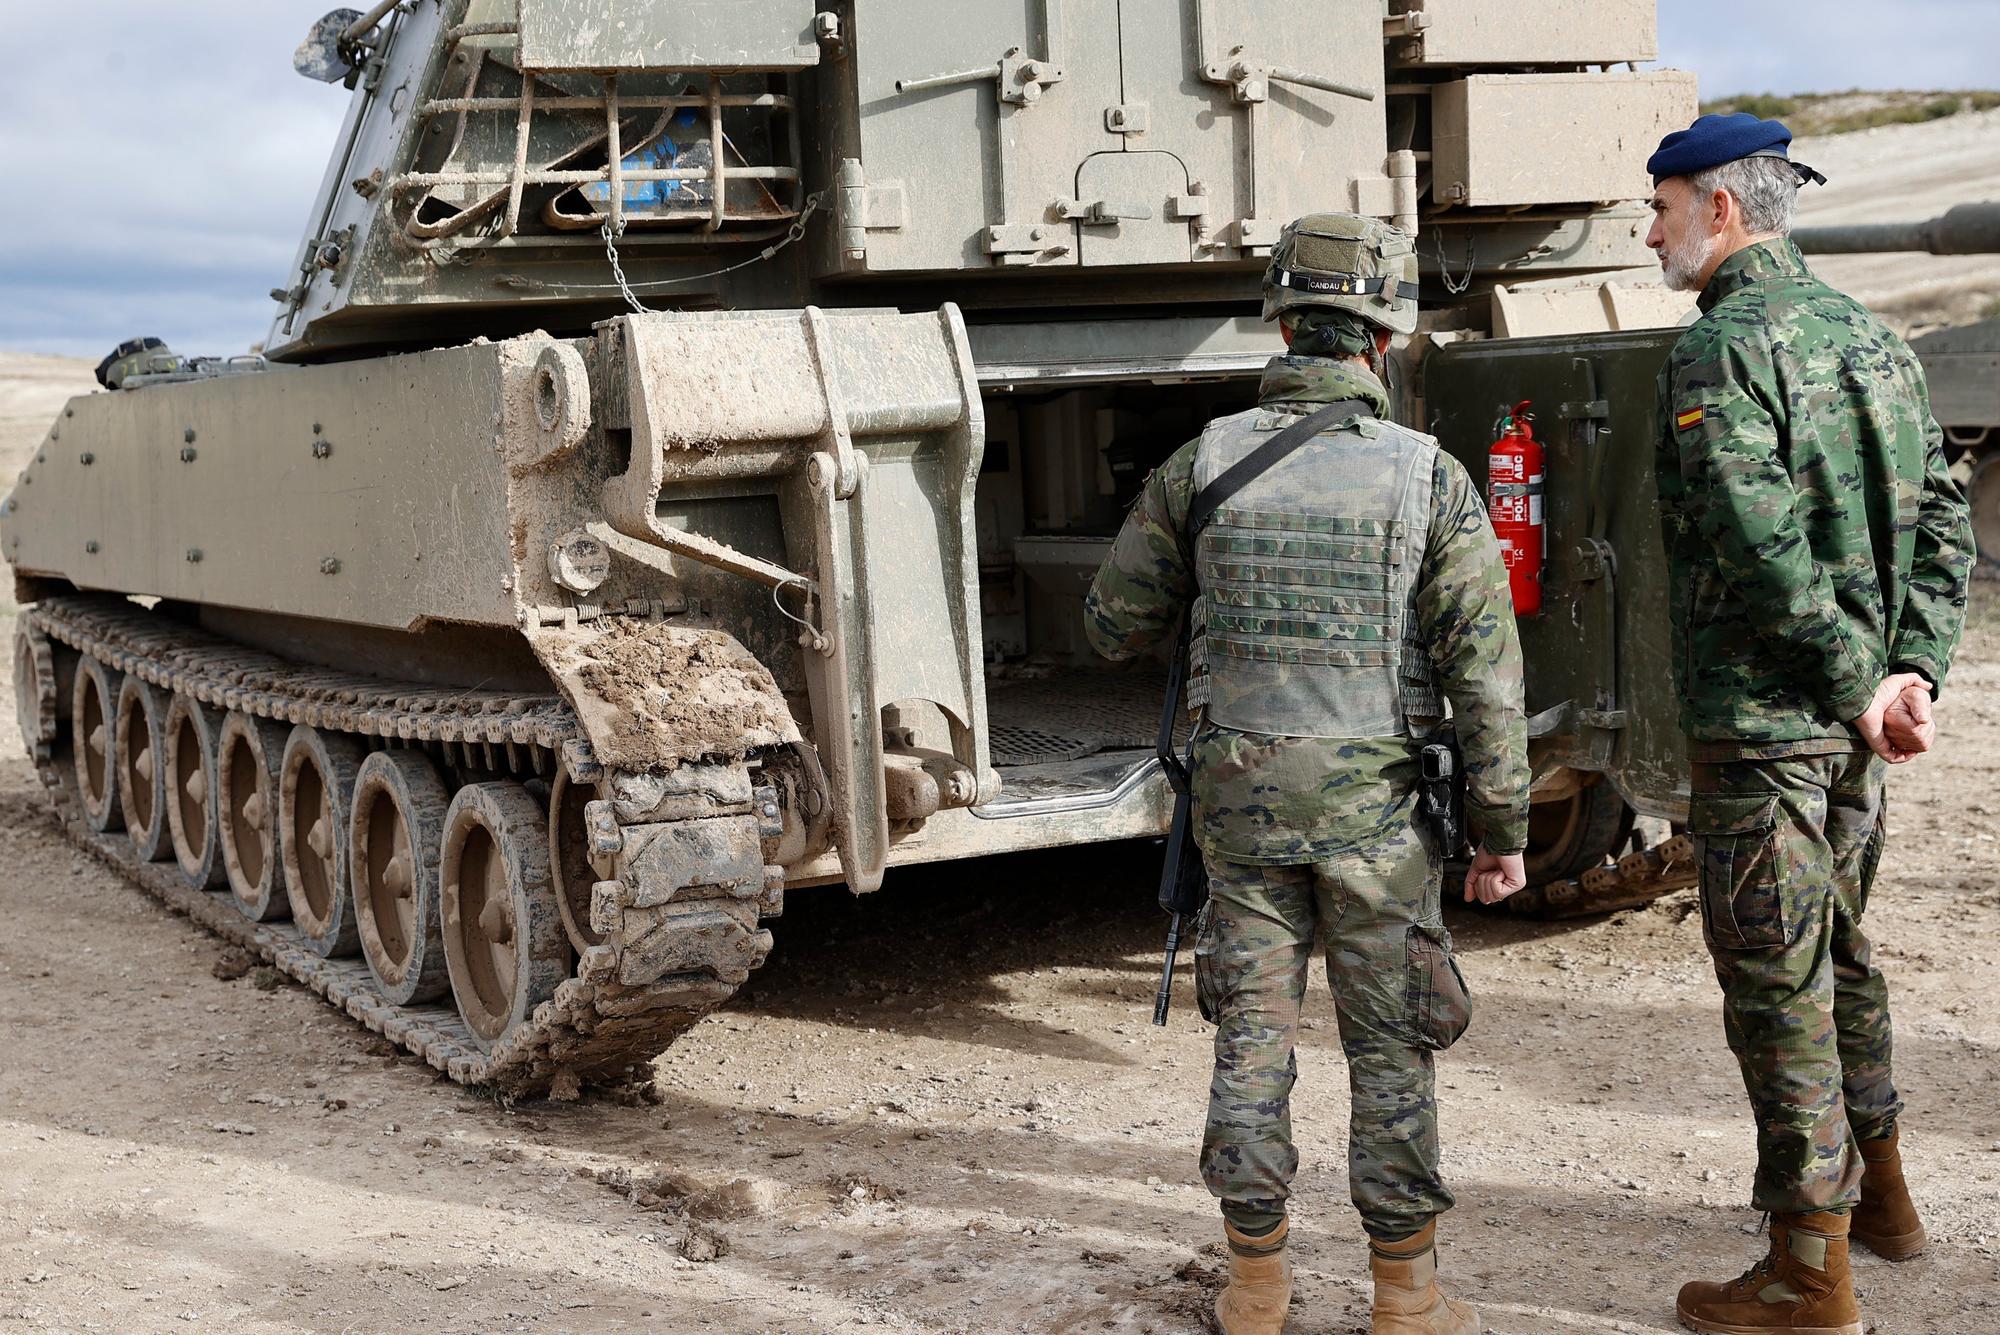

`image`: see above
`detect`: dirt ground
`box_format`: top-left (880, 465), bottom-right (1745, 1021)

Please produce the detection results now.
top-left (5, 113), bottom-right (2000, 1335)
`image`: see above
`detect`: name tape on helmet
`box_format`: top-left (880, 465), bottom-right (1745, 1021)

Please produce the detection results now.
top-left (1272, 267), bottom-right (1419, 300)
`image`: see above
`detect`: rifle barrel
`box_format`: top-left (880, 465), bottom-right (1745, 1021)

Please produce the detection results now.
top-left (1152, 912), bottom-right (1184, 1026)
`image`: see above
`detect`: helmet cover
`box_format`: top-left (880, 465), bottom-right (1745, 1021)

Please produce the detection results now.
top-left (1263, 213), bottom-right (1419, 334)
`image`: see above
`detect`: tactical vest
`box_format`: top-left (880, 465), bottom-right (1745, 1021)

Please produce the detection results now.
top-left (1187, 405), bottom-right (1443, 739)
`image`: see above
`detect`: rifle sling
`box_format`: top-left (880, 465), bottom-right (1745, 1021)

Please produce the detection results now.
top-left (1183, 398), bottom-right (1371, 544)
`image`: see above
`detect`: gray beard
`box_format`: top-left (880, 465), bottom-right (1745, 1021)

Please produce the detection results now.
top-left (1662, 228), bottom-right (1718, 292)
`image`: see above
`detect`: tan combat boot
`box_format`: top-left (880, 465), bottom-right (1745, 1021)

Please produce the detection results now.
top-left (1851, 1126), bottom-right (1927, 1261)
top-left (1369, 1220), bottom-right (1479, 1334)
top-left (1675, 1211), bottom-right (1862, 1335)
top-left (1213, 1216), bottom-right (1292, 1335)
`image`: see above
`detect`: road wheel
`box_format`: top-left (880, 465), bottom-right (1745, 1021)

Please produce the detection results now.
top-left (1523, 775), bottom-right (1634, 885)
top-left (350, 749), bottom-right (452, 1005)
top-left (441, 782), bottom-right (566, 1049)
top-left (15, 622), bottom-right (59, 763)
top-left (115, 677), bottom-right (170, 861)
top-left (164, 695), bottom-right (226, 889)
top-left (218, 712), bottom-right (291, 921)
top-left (281, 726), bottom-right (365, 958)
top-left (549, 769), bottom-right (609, 956)
top-left (71, 657), bottom-right (123, 833)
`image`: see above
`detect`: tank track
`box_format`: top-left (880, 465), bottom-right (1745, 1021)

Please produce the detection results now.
top-left (22, 595), bottom-right (765, 1101)
top-left (1504, 832), bottom-right (1698, 919)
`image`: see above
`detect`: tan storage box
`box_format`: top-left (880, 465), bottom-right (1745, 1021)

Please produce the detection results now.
top-left (1432, 71), bottom-right (1698, 208)
top-left (1394, 0), bottom-right (1657, 66)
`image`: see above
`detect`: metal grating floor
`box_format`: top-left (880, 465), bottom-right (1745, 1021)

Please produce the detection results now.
top-left (984, 670), bottom-right (1185, 768)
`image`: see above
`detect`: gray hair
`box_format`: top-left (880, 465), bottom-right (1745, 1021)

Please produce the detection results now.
top-left (1688, 155), bottom-right (1798, 236)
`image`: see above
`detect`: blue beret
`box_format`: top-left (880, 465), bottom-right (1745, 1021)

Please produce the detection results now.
top-left (1647, 112), bottom-right (1824, 186)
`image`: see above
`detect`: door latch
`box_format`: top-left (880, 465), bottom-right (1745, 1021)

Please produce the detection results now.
top-left (1057, 199), bottom-right (1155, 225)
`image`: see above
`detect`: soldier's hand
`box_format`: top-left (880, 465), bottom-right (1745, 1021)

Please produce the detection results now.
top-left (1464, 847), bottom-right (1526, 905)
top-left (1882, 680), bottom-right (1936, 755)
top-left (1853, 671), bottom-right (1933, 764)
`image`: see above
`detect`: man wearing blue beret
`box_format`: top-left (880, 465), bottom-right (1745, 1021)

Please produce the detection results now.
top-left (1646, 113), bottom-right (1973, 1335)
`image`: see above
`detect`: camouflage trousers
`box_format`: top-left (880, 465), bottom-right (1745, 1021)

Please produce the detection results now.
top-left (1194, 821), bottom-right (1471, 1241)
top-left (1691, 750), bottom-right (1900, 1214)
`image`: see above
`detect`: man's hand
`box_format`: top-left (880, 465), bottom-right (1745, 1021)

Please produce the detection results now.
top-left (1464, 846), bottom-right (1526, 905)
top-left (1882, 679), bottom-right (1936, 755)
top-left (1852, 671), bottom-right (1933, 764)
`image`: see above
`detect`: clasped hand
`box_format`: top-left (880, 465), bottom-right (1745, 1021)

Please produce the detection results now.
top-left (1852, 671), bottom-right (1936, 764)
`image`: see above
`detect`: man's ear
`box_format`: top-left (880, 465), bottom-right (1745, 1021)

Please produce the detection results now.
top-left (1708, 186), bottom-right (1735, 236)
top-left (1280, 319), bottom-right (1294, 348)
top-left (1375, 329), bottom-right (1393, 359)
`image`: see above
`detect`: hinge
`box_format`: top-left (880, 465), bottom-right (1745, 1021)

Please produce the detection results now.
top-left (1560, 399), bottom-right (1611, 420)
top-left (1577, 709), bottom-right (1628, 731)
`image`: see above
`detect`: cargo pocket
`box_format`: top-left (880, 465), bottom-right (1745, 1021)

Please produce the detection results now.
top-left (1858, 805), bottom-right (1886, 903)
top-left (1691, 792), bottom-right (1785, 951)
top-left (1404, 924), bottom-right (1472, 1050)
top-left (1191, 899), bottom-right (1222, 1025)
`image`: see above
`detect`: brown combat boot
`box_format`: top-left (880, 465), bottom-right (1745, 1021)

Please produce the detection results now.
top-left (1369, 1220), bottom-right (1479, 1334)
top-left (1213, 1216), bottom-right (1292, 1335)
top-left (1851, 1126), bottom-right (1927, 1260)
top-left (1675, 1211), bottom-right (1862, 1335)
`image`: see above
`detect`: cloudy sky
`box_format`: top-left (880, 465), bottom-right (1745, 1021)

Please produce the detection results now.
top-left (2, 1), bottom-right (1996, 358)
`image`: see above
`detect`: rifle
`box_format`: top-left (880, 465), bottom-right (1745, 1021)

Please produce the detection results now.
top-left (1151, 626), bottom-right (1208, 1026)
top-left (1150, 400), bottom-right (1362, 1026)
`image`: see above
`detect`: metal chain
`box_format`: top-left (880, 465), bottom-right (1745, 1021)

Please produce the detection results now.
top-left (1434, 230), bottom-right (1477, 297)
top-left (600, 218), bottom-right (647, 314)
top-left (597, 190), bottom-right (830, 313)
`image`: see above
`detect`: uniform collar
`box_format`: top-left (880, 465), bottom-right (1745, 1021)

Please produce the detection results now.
top-left (1256, 355), bottom-right (1390, 418)
top-left (1697, 236), bottom-right (1813, 313)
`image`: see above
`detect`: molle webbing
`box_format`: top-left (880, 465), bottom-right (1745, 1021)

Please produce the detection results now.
top-left (1188, 406), bottom-right (1440, 739)
top-left (1202, 513), bottom-right (1406, 668)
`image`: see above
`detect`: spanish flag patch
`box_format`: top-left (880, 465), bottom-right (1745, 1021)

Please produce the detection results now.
top-left (1675, 406), bottom-right (1705, 431)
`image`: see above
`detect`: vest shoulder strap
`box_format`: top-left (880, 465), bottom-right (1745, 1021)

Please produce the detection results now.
top-left (1183, 398), bottom-right (1370, 545)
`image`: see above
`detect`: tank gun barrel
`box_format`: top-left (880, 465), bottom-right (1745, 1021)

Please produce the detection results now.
top-left (1793, 202), bottom-right (2000, 255)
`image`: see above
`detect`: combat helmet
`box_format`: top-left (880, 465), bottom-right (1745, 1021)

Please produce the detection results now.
top-left (1263, 214), bottom-right (1419, 335)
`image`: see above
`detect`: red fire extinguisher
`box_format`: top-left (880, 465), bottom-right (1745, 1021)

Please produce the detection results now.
top-left (1486, 400), bottom-right (1544, 616)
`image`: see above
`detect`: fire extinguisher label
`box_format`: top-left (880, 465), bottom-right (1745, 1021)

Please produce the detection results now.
top-left (1529, 493), bottom-right (1543, 526)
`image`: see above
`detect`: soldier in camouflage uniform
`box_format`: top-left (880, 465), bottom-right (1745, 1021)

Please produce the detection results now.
top-left (1085, 214), bottom-right (1530, 1335)
top-left (1646, 114), bottom-right (1974, 1335)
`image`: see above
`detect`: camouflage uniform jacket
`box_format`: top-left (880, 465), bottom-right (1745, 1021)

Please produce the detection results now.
top-left (1655, 239), bottom-right (1974, 757)
top-left (1085, 355), bottom-right (1530, 862)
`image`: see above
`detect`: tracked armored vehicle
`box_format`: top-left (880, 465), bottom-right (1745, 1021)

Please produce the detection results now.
top-left (1794, 204), bottom-right (2000, 567)
top-left (6, 0), bottom-right (1706, 1096)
